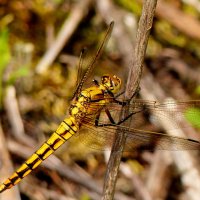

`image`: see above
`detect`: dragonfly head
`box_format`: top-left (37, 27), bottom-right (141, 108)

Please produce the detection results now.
top-left (101, 74), bottom-right (121, 94)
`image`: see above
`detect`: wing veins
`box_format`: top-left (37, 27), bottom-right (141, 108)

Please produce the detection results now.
top-left (73, 21), bottom-right (114, 99)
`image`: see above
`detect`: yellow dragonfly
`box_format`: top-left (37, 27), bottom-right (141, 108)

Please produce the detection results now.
top-left (1, 21), bottom-right (200, 193)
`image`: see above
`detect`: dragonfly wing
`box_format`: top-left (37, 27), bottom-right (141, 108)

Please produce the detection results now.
top-left (77, 99), bottom-right (200, 151)
top-left (124, 127), bottom-right (200, 151)
top-left (77, 124), bottom-right (116, 151)
top-left (71, 49), bottom-right (86, 99)
top-left (88, 99), bottom-right (200, 131)
top-left (78, 123), bottom-right (200, 151)
top-left (72, 21), bottom-right (114, 99)
top-left (146, 100), bottom-right (200, 130)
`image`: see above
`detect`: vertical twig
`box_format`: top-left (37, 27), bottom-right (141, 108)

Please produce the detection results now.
top-left (125, 0), bottom-right (157, 99)
top-left (102, 1), bottom-right (157, 199)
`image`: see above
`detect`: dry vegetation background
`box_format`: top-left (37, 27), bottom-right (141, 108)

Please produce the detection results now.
top-left (1, 0), bottom-right (200, 200)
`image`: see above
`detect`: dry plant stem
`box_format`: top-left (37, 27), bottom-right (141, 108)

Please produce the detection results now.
top-left (4, 86), bottom-right (25, 139)
top-left (3, 86), bottom-right (36, 147)
top-left (102, 1), bottom-right (157, 199)
top-left (97, 1), bottom-right (152, 198)
top-left (35, 0), bottom-right (92, 74)
top-left (126, 0), bottom-right (157, 99)
top-left (0, 123), bottom-right (21, 200)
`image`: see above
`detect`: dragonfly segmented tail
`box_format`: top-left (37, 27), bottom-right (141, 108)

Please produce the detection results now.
top-left (0, 116), bottom-right (79, 193)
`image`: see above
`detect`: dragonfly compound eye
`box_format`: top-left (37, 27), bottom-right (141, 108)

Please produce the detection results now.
top-left (101, 74), bottom-right (121, 94)
top-left (111, 75), bottom-right (121, 94)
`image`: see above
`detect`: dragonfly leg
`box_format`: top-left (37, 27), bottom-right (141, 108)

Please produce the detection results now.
top-left (115, 86), bottom-right (141, 104)
top-left (95, 108), bottom-right (116, 126)
top-left (116, 111), bottom-right (141, 125)
top-left (95, 112), bottom-right (101, 126)
top-left (130, 86), bottom-right (141, 99)
top-left (115, 91), bottom-right (125, 98)
top-left (105, 108), bottom-right (116, 124)
top-left (113, 87), bottom-right (141, 106)
top-left (95, 108), bottom-right (142, 127)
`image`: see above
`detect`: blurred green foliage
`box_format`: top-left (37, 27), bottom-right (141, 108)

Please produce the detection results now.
top-left (114, 0), bottom-right (142, 16)
top-left (195, 86), bottom-right (200, 96)
top-left (155, 20), bottom-right (187, 47)
top-left (80, 193), bottom-right (91, 200)
top-left (0, 28), bottom-right (30, 109)
top-left (0, 28), bottom-right (11, 108)
top-left (185, 107), bottom-right (200, 129)
top-left (7, 65), bottom-right (29, 85)
top-left (185, 86), bottom-right (200, 129)
top-left (0, 28), bottom-right (10, 70)
top-left (182, 3), bottom-right (200, 17)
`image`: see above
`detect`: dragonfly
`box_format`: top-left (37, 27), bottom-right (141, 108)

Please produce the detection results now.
top-left (1, 21), bottom-right (200, 193)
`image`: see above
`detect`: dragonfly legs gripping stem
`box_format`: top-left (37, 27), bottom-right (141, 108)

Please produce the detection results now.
top-left (95, 108), bottom-right (143, 127)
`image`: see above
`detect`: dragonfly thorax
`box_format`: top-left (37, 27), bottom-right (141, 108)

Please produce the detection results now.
top-left (100, 74), bottom-right (121, 94)
top-left (69, 75), bottom-right (121, 120)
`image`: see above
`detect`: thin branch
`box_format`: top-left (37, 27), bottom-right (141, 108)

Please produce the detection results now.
top-left (3, 85), bottom-right (37, 147)
top-left (98, 0), bottom-right (157, 199)
top-left (125, 0), bottom-right (157, 99)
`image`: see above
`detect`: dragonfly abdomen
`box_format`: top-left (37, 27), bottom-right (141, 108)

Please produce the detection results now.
top-left (0, 74), bottom-right (122, 193)
top-left (0, 116), bottom-right (79, 193)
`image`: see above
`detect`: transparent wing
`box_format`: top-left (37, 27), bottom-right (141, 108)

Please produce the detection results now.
top-left (75, 99), bottom-right (200, 151)
top-left (71, 48), bottom-right (86, 99)
top-left (84, 99), bottom-right (200, 130)
top-left (78, 123), bottom-right (200, 151)
top-left (72, 21), bottom-right (114, 100)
